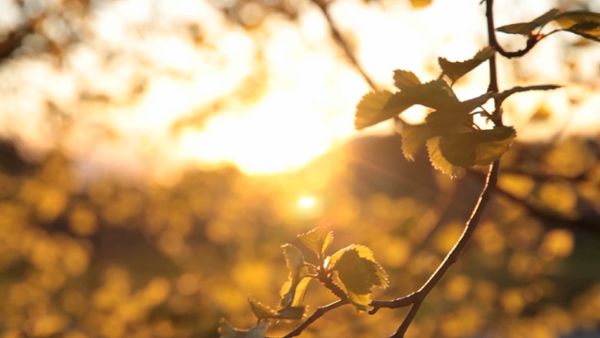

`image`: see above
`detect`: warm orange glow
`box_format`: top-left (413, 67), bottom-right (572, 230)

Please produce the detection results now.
top-left (297, 194), bottom-right (317, 209)
top-left (0, 0), bottom-right (599, 179)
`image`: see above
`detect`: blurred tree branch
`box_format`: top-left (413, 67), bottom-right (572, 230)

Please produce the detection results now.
top-left (467, 168), bottom-right (600, 236)
top-left (494, 184), bottom-right (600, 235)
top-left (0, 21), bottom-right (33, 63)
top-left (311, 0), bottom-right (378, 90)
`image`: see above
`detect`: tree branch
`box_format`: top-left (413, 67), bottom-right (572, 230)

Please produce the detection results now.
top-left (378, 162), bottom-right (499, 338)
top-left (485, 0), bottom-right (544, 59)
top-left (281, 300), bottom-right (347, 338)
top-left (311, 0), bottom-right (378, 90)
top-left (0, 22), bottom-right (34, 64)
top-left (281, 2), bottom-right (547, 337)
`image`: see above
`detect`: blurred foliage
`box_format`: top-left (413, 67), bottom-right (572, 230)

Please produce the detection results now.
top-left (1, 0), bottom-right (600, 337)
top-left (209, 0), bottom-right (300, 28)
top-left (1, 134), bottom-right (600, 337)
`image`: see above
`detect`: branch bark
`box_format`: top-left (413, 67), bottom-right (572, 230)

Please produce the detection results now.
top-left (281, 300), bottom-right (347, 338)
top-left (372, 161), bottom-right (500, 337)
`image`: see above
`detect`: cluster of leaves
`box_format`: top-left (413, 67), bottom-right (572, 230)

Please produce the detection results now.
top-left (355, 47), bottom-right (523, 176)
top-left (355, 7), bottom-right (600, 178)
top-left (219, 227), bottom-right (389, 337)
top-left (496, 8), bottom-right (600, 41)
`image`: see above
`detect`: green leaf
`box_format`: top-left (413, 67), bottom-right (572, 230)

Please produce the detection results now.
top-left (279, 276), bottom-right (311, 308)
top-left (279, 244), bottom-right (309, 308)
top-left (218, 319), bottom-right (268, 338)
top-left (438, 47), bottom-right (495, 83)
top-left (400, 122), bottom-right (438, 161)
top-left (384, 79), bottom-right (459, 113)
top-left (439, 126), bottom-right (516, 167)
top-left (497, 9), bottom-right (600, 41)
top-left (426, 137), bottom-right (462, 177)
top-left (393, 70), bottom-right (421, 90)
top-left (329, 245), bottom-right (388, 311)
top-left (282, 244), bottom-right (304, 277)
top-left (355, 90), bottom-right (394, 130)
top-left (248, 299), bottom-right (278, 319)
top-left (424, 91), bottom-right (493, 128)
top-left (297, 226), bottom-right (333, 257)
top-left (555, 11), bottom-right (600, 41)
top-left (355, 79), bottom-right (460, 130)
top-left (496, 8), bottom-right (560, 35)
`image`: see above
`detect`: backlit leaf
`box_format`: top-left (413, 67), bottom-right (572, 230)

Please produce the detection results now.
top-left (329, 245), bottom-right (388, 311)
top-left (427, 137), bottom-right (461, 177)
top-left (425, 91), bottom-right (493, 128)
top-left (497, 9), bottom-right (600, 41)
top-left (555, 11), bottom-right (600, 29)
top-left (393, 70), bottom-right (421, 90)
top-left (555, 11), bottom-right (600, 41)
top-left (439, 126), bottom-right (516, 167)
top-left (355, 79), bottom-right (460, 130)
top-left (279, 276), bottom-right (311, 308)
top-left (400, 122), bottom-right (437, 161)
top-left (496, 8), bottom-right (560, 35)
top-left (297, 226), bottom-right (333, 257)
top-left (248, 298), bottom-right (278, 319)
top-left (279, 244), bottom-right (308, 308)
top-left (384, 79), bottom-right (459, 112)
top-left (355, 90), bottom-right (394, 129)
top-left (439, 47), bottom-right (495, 83)
top-left (218, 319), bottom-right (268, 338)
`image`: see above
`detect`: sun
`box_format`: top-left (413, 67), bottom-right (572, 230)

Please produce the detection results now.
top-left (297, 195), bottom-right (317, 209)
top-left (175, 89), bottom-right (341, 175)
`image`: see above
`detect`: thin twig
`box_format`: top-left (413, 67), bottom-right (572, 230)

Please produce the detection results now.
top-left (370, 292), bottom-right (419, 314)
top-left (494, 84), bottom-right (561, 105)
top-left (281, 300), bottom-right (348, 338)
top-left (500, 167), bottom-right (589, 182)
top-left (311, 0), bottom-right (378, 90)
top-left (493, 184), bottom-right (600, 235)
top-left (485, 0), bottom-right (544, 59)
top-left (387, 162), bottom-right (500, 338)
top-left (467, 170), bottom-right (600, 235)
